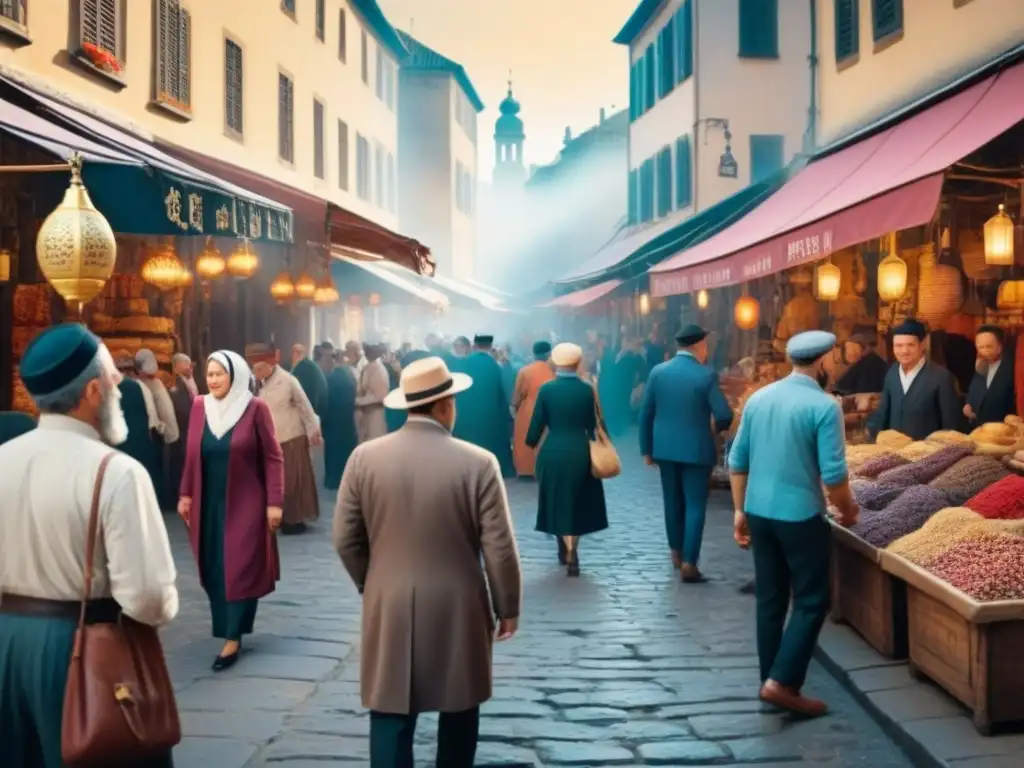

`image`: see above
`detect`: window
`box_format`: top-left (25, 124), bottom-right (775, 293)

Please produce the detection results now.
top-left (657, 17), bottom-right (675, 99)
top-left (676, 0), bottom-right (693, 83)
top-left (278, 72), bottom-right (294, 163)
top-left (656, 147), bottom-right (672, 218)
top-left (154, 0), bottom-right (191, 112)
top-left (738, 0), bottom-right (778, 58)
top-left (627, 169), bottom-right (639, 224)
top-left (640, 158), bottom-right (655, 223)
top-left (376, 49), bottom-right (395, 110)
top-left (0, 1), bottom-right (27, 27)
top-left (387, 153), bottom-right (396, 213)
top-left (374, 145), bottom-right (384, 208)
top-left (337, 119), bottom-right (349, 190)
top-left (315, 0), bottom-right (324, 40)
top-left (643, 44), bottom-right (655, 111)
top-left (834, 0), bottom-right (859, 64)
top-left (360, 29), bottom-right (369, 85)
top-left (463, 169), bottom-right (473, 215)
top-left (338, 8), bottom-right (347, 61)
top-left (356, 134), bottom-right (370, 200)
top-left (872, 0), bottom-right (903, 42)
top-left (750, 134), bottom-right (784, 183)
top-left (675, 135), bottom-right (692, 208)
top-left (224, 38), bottom-right (243, 135)
top-left (455, 161), bottom-right (464, 212)
top-left (281, 0), bottom-right (295, 16)
top-left (629, 63), bottom-right (638, 121)
top-left (313, 98), bottom-right (325, 179)
top-left (79, 0), bottom-right (123, 65)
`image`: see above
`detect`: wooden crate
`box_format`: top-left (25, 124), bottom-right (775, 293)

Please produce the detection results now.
top-left (881, 552), bottom-right (1024, 734)
top-left (829, 523), bottom-right (908, 659)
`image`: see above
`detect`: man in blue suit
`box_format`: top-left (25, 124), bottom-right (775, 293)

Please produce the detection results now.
top-left (640, 324), bottom-right (733, 582)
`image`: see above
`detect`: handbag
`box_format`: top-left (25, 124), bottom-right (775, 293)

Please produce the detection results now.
top-left (62, 454), bottom-right (182, 764)
top-left (588, 387), bottom-right (621, 480)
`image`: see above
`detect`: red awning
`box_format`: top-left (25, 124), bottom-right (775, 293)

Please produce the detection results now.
top-left (540, 279), bottom-right (623, 308)
top-left (650, 60), bottom-right (1024, 297)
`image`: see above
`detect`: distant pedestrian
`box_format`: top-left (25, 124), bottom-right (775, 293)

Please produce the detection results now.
top-left (289, 344), bottom-right (328, 415)
top-left (639, 324), bottom-right (733, 582)
top-left (453, 334), bottom-right (515, 477)
top-left (356, 343), bottom-right (390, 442)
top-left (168, 352), bottom-right (197, 509)
top-left (334, 356), bottom-right (522, 767)
top-left (729, 331), bottom-right (859, 717)
top-left (511, 340), bottom-right (555, 478)
top-left (0, 410), bottom-right (35, 445)
top-left (322, 348), bottom-right (359, 491)
top-left (179, 350), bottom-right (285, 670)
top-left (526, 342), bottom-right (609, 575)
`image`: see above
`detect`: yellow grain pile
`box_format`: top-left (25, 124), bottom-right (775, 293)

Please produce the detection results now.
top-left (846, 444), bottom-right (887, 472)
top-left (897, 441), bottom-right (944, 462)
top-left (885, 506), bottom-right (1024, 565)
top-left (876, 430), bottom-right (913, 451)
top-left (927, 430), bottom-right (974, 448)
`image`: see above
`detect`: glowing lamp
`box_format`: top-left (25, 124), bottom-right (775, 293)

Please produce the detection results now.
top-left (639, 292), bottom-right (650, 315)
top-left (294, 272), bottom-right (317, 300)
top-left (225, 239), bottom-right (259, 279)
top-left (877, 252), bottom-right (908, 301)
top-left (141, 242), bottom-right (188, 292)
top-left (696, 289), bottom-right (709, 310)
top-left (734, 294), bottom-right (760, 331)
top-left (996, 280), bottom-right (1024, 310)
top-left (368, 292), bottom-right (381, 307)
top-left (0, 249), bottom-right (10, 282)
top-left (269, 271), bottom-right (296, 303)
top-left (984, 204), bottom-right (1015, 266)
top-left (814, 260), bottom-right (841, 301)
top-left (195, 238), bottom-right (226, 280)
top-left (313, 274), bottom-right (340, 305)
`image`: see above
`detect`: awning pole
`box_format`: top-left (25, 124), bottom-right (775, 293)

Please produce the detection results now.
top-left (0, 162), bottom-right (72, 173)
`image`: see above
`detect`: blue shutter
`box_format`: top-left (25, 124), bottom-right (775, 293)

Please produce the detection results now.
top-left (676, 0), bottom-right (693, 83)
top-left (872, 0), bottom-right (903, 41)
top-left (628, 169), bottom-right (639, 224)
top-left (656, 28), bottom-right (666, 99)
top-left (675, 135), bottom-right (692, 208)
top-left (656, 147), bottom-right (672, 218)
top-left (750, 135), bottom-right (785, 184)
top-left (661, 16), bottom-right (676, 97)
top-left (834, 0), bottom-right (859, 63)
top-left (629, 63), bottom-right (637, 121)
top-left (738, 0), bottom-right (779, 58)
top-left (640, 158), bottom-right (655, 223)
top-left (644, 44), bottom-right (656, 111)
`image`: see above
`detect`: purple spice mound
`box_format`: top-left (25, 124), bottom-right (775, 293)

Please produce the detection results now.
top-left (875, 445), bottom-right (973, 487)
top-left (851, 480), bottom-right (907, 512)
top-left (851, 485), bottom-right (952, 548)
top-left (856, 452), bottom-right (910, 478)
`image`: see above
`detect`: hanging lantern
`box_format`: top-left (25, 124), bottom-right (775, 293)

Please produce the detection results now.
top-left (195, 237), bottom-right (226, 280)
top-left (269, 271), bottom-right (296, 303)
top-left (225, 239), bottom-right (259, 279)
top-left (877, 252), bottom-right (908, 301)
top-left (638, 292), bottom-right (651, 315)
top-left (141, 241), bottom-right (188, 292)
top-left (814, 259), bottom-right (841, 301)
top-left (984, 204), bottom-right (1015, 266)
top-left (313, 273), bottom-right (340, 305)
top-left (0, 249), bottom-right (10, 282)
top-left (696, 289), bottom-right (709, 310)
top-left (996, 280), bottom-right (1024, 310)
top-left (294, 272), bottom-right (317, 300)
top-left (368, 292), bottom-right (381, 307)
top-left (734, 293), bottom-right (760, 331)
top-left (177, 268), bottom-right (193, 289)
top-left (36, 152), bottom-right (117, 308)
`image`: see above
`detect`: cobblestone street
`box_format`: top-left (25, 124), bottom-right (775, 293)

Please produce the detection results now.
top-left (163, 448), bottom-right (912, 767)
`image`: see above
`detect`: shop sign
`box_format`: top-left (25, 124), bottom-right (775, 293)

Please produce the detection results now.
top-left (784, 229), bottom-right (833, 266)
top-left (161, 180), bottom-right (293, 245)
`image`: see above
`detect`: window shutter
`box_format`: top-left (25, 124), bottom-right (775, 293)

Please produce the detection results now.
top-left (360, 30), bottom-right (368, 84)
top-left (278, 74), bottom-right (294, 162)
top-left (338, 9), bottom-right (347, 61)
top-left (313, 99), bottom-right (324, 179)
top-left (834, 0), bottom-right (859, 62)
top-left (640, 158), bottom-right (655, 223)
top-left (225, 39), bottom-right (243, 134)
top-left (0, 1), bottom-right (26, 24)
top-left (99, 0), bottom-right (117, 55)
top-left (750, 135), bottom-right (784, 183)
top-left (872, 0), bottom-right (903, 41)
top-left (656, 147), bottom-right (672, 218)
top-left (388, 155), bottom-right (396, 212)
top-left (375, 45), bottom-right (384, 100)
top-left (738, 0), bottom-right (778, 58)
top-left (338, 120), bottom-right (349, 190)
top-left (661, 16), bottom-right (675, 98)
top-left (316, 0), bottom-right (324, 41)
top-left (155, 0), bottom-right (170, 97)
top-left (675, 135), bottom-right (692, 208)
top-left (177, 7), bottom-right (191, 107)
top-left (656, 27), bottom-right (666, 99)
top-left (644, 44), bottom-right (655, 111)
top-left (628, 63), bottom-right (637, 121)
top-left (374, 146), bottom-right (384, 207)
top-left (636, 59), bottom-right (646, 117)
top-left (628, 169), bottom-right (639, 224)
top-left (677, 0), bottom-right (693, 83)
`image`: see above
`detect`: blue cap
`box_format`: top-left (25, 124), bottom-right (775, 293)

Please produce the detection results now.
top-left (786, 330), bottom-right (836, 362)
top-left (533, 340), bottom-right (552, 357)
top-left (20, 323), bottom-right (100, 396)
top-left (892, 318), bottom-right (927, 340)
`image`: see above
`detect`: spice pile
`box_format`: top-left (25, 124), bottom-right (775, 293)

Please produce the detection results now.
top-left (852, 485), bottom-right (951, 548)
top-left (929, 455), bottom-right (1010, 506)
top-left (886, 507), bottom-right (983, 565)
top-left (897, 441), bottom-right (944, 462)
top-left (875, 445), bottom-right (973, 487)
top-left (966, 474), bottom-right (1024, 520)
top-left (851, 480), bottom-right (906, 512)
top-left (922, 535), bottom-right (1024, 601)
top-left (856, 452), bottom-right (910, 479)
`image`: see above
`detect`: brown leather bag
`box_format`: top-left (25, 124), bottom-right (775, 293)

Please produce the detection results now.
top-left (61, 453), bottom-right (182, 764)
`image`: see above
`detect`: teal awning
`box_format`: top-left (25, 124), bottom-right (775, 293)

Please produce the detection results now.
top-left (1, 78), bottom-right (293, 244)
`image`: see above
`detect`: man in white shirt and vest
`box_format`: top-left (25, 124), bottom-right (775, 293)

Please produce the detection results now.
top-left (0, 323), bottom-right (179, 767)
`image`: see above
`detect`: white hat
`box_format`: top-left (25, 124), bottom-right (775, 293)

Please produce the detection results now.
top-left (383, 356), bottom-right (472, 410)
top-left (551, 342), bottom-right (583, 368)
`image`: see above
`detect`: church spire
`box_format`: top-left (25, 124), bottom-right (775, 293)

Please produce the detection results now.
top-left (494, 72), bottom-right (525, 187)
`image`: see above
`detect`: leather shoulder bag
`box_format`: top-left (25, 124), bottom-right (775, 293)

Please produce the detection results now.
top-left (588, 385), bottom-right (621, 480)
top-left (62, 453), bottom-right (182, 763)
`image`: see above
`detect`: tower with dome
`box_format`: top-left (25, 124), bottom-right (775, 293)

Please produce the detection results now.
top-left (493, 79), bottom-right (526, 188)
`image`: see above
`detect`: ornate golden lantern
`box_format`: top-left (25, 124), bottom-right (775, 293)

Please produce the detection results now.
top-left (734, 292), bottom-right (760, 331)
top-left (313, 273), bottom-right (340, 305)
top-left (195, 237), bottom-right (226, 281)
top-left (696, 289), bottom-right (709, 310)
top-left (294, 271), bottom-right (317, 301)
top-left (996, 280), bottom-right (1024, 310)
top-left (984, 204), bottom-right (1015, 266)
top-left (36, 152), bottom-right (117, 308)
top-left (225, 239), bottom-right (259, 279)
top-left (269, 271), bottom-right (296, 303)
top-left (877, 254), bottom-right (908, 301)
top-left (814, 259), bottom-right (841, 301)
top-left (141, 241), bottom-right (188, 292)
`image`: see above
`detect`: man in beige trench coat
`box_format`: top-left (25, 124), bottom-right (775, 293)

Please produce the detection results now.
top-left (333, 356), bottom-right (522, 768)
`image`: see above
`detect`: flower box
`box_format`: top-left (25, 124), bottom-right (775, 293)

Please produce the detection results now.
top-left (829, 522), bottom-right (908, 659)
top-left (880, 550), bottom-right (1024, 734)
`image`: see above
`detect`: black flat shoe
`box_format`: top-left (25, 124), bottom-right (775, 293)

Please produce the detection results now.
top-left (212, 650), bottom-right (240, 671)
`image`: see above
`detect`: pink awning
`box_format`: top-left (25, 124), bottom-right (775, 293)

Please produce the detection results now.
top-left (650, 60), bottom-right (1024, 297)
top-left (540, 279), bottom-right (623, 308)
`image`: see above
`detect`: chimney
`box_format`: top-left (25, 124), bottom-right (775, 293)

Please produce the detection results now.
top-left (599, 107), bottom-right (606, 124)
top-left (563, 126), bottom-right (572, 146)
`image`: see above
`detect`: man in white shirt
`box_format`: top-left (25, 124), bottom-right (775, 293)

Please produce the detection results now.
top-left (0, 323), bottom-right (178, 767)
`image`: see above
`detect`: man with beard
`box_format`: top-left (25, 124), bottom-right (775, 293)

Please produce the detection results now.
top-left (168, 352), bottom-right (198, 507)
top-left (0, 323), bottom-right (178, 765)
top-left (453, 335), bottom-right (514, 477)
top-left (322, 347), bottom-right (359, 491)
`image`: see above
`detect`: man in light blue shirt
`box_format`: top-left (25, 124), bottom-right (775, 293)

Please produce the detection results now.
top-left (728, 330), bottom-right (858, 719)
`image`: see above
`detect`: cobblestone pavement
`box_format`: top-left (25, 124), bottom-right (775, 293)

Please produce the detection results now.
top-left (164, 447), bottom-right (912, 767)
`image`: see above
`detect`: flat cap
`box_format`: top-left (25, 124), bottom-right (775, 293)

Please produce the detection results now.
top-left (20, 323), bottom-right (99, 396)
top-left (787, 330), bottom-right (837, 361)
top-left (892, 318), bottom-right (927, 340)
top-left (473, 334), bottom-right (494, 346)
top-left (675, 324), bottom-right (708, 345)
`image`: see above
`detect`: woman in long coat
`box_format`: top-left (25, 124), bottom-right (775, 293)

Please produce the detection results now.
top-left (526, 342), bottom-right (608, 576)
top-left (178, 350), bottom-right (284, 670)
top-left (323, 352), bottom-right (359, 491)
top-left (512, 340), bottom-right (555, 478)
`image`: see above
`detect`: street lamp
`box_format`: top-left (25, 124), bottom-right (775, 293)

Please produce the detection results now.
top-left (702, 118), bottom-right (737, 179)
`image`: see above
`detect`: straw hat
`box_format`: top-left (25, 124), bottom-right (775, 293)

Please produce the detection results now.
top-left (551, 342), bottom-right (583, 368)
top-left (383, 356), bottom-right (472, 410)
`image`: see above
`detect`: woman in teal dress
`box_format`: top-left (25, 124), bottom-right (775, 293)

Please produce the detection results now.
top-left (526, 342), bottom-right (609, 576)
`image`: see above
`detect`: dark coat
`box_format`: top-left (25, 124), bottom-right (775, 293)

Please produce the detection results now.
top-left (869, 361), bottom-right (961, 441)
top-left (966, 356), bottom-right (1016, 426)
top-left (0, 411), bottom-right (35, 446)
top-left (835, 351), bottom-right (889, 395)
top-left (453, 352), bottom-right (514, 477)
top-left (323, 366), bottom-right (359, 490)
top-left (292, 358), bottom-right (328, 416)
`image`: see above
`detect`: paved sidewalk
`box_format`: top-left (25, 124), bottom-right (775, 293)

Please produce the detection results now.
top-left (164, 449), bottom-right (911, 767)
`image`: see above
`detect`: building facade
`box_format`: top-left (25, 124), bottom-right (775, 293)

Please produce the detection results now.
top-left (814, 0), bottom-right (1024, 147)
top-left (618, 0), bottom-right (811, 226)
top-left (0, 0), bottom-right (405, 231)
top-left (395, 30), bottom-right (482, 280)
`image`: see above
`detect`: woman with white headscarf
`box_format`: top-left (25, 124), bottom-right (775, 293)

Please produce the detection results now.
top-left (178, 350), bottom-right (285, 670)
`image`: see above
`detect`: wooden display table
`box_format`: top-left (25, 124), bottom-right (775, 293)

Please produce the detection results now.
top-left (829, 523), bottom-right (908, 659)
top-left (881, 551), bottom-right (1024, 734)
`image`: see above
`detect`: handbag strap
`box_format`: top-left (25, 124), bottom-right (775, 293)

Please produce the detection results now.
top-left (589, 383), bottom-right (609, 439)
top-left (77, 453), bottom-right (116, 636)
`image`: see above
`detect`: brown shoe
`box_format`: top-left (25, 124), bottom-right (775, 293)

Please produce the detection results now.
top-left (759, 679), bottom-right (828, 718)
top-left (680, 563), bottom-right (707, 583)
top-left (671, 549), bottom-right (682, 569)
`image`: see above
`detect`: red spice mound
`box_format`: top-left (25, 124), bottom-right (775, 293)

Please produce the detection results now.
top-left (923, 535), bottom-right (1024, 601)
top-left (965, 474), bottom-right (1024, 520)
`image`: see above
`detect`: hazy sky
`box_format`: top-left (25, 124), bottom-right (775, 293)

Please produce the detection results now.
top-left (379, 0), bottom-right (638, 181)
